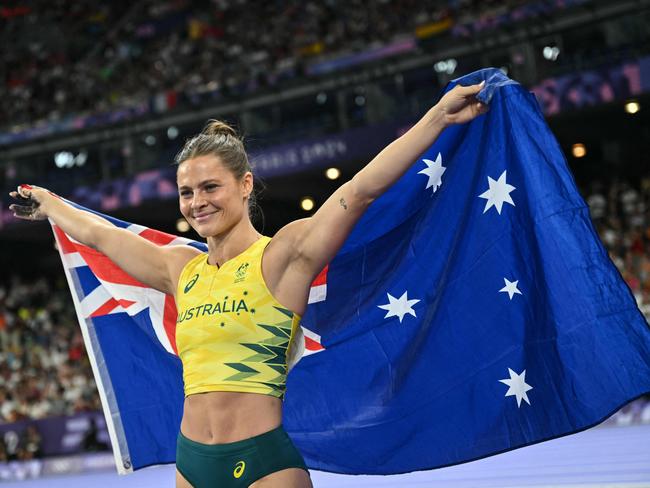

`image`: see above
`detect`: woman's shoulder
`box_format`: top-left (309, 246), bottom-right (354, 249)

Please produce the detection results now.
top-left (269, 218), bottom-right (309, 247)
top-left (165, 246), bottom-right (205, 283)
top-left (174, 246), bottom-right (205, 268)
top-left (262, 220), bottom-right (313, 316)
top-left (264, 219), bottom-right (310, 262)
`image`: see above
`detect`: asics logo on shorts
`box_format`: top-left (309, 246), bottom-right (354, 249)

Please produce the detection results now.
top-left (233, 460), bottom-right (246, 478)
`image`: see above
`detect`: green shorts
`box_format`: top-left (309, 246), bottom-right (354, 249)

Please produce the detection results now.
top-left (176, 425), bottom-right (308, 488)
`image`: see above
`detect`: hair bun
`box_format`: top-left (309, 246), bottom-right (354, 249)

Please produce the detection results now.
top-left (203, 119), bottom-right (238, 138)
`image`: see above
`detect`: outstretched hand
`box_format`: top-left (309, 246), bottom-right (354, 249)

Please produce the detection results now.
top-left (9, 185), bottom-right (49, 221)
top-left (437, 81), bottom-right (488, 126)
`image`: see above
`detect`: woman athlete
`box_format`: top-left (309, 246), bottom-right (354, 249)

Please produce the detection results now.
top-left (9, 81), bottom-right (486, 487)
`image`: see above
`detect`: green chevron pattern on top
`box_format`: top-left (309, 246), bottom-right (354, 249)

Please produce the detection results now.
top-left (273, 306), bottom-right (294, 319)
top-left (224, 362), bottom-right (260, 382)
top-left (260, 344), bottom-right (288, 365)
top-left (240, 343), bottom-right (286, 365)
top-left (268, 364), bottom-right (286, 375)
top-left (225, 363), bottom-right (259, 373)
top-left (259, 382), bottom-right (284, 394)
top-left (225, 315), bottom-right (295, 382)
top-left (241, 343), bottom-right (275, 355)
top-left (258, 323), bottom-right (292, 340)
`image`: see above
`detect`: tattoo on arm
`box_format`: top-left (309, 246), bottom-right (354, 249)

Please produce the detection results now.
top-left (339, 198), bottom-right (348, 210)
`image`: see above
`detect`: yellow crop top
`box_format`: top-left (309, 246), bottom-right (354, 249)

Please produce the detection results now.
top-left (175, 236), bottom-right (301, 399)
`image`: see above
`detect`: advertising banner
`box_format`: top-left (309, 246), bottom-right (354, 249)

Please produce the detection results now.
top-left (0, 411), bottom-right (109, 458)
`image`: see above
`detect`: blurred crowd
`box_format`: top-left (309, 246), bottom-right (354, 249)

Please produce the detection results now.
top-left (586, 177), bottom-right (650, 317)
top-left (0, 425), bottom-right (42, 462)
top-left (0, 0), bottom-right (444, 129)
top-left (1, 0), bottom-right (585, 132)
top-left (0, 276), bottom-right (100, 426)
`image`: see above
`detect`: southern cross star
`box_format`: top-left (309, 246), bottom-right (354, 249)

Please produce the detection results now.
top-left (499, 278), bottom-right (522, 300)
top-left (378, 291), bottom-right (420, 323)
top-left (418, 153), bottom-right (446, 194)
top-left (478, 170), bottom-right (516, 214)
top-left (499, 368), bottom-right (533, 407)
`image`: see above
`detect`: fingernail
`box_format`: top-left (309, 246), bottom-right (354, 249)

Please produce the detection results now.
top-left (479, 80), bottom-right (485, 87)
top-left (20, 184), bottom-right (32, 190)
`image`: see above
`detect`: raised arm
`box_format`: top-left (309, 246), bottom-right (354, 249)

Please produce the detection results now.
top-left (9, 186), bottom-right (200, 295)
top-left (279, 82), bottom-right (487, 280)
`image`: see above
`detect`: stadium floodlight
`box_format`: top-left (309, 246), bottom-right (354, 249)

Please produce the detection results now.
top-left (144, 135), bottom-right (157, 146)
top-left (325, 167), bottom-right (341, 180)
top-left (55, 151), bottom-right (88, 168)
top-left (54, 151), bottom-right (75, 168)
top-left (572, 143), bottom-right (587, 158)
top-left (167, 126), bottom-right (179, 139)
top-left (543, 46), bottom-right (560, 61)
top-left (624, 101), bottom-right (640, 114)
top-left (300, 197), bottom-right (315, 211)
top-left (434, 59), bottom-right (457, 75)
top-left (75, 151), bottom-right (88, 166)
top-left (176, 218), bottom-right (190, 233)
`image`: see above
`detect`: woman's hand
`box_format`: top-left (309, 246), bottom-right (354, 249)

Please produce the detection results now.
top-left (435, 81), bottom-right (488, 126)
top-left (8, 185), bottom-right (52, 221)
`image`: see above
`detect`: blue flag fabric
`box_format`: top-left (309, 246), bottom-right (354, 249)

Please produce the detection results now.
top-left (285, 68), bottom-right (650, 473)
top-left (53, 68), bottom-right (650, 475)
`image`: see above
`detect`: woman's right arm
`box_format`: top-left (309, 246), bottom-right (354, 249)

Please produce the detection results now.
top-left (9, 186), bottom-right (200, 296)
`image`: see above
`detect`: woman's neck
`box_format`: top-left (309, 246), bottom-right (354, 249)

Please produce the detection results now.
top-left (206, 220), bottom-right (261, 267)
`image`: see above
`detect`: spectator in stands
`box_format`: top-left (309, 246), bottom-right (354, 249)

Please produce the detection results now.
top-left (0, 437), bottom-right (8, 463)
top-left (2, 431), bottom-right (20, 461)
top-left (82, 417), bottom-right (108, 452)
top-left (17, 425), bottom-right (43, 460)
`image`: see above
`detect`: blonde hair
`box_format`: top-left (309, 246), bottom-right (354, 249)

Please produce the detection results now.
top-left (175, 120), bottom-right (263, 227)
top-left (174, 120), bottom-right (250, 178)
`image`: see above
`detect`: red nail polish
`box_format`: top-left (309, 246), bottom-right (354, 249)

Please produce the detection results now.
top-left (20, 184), bottom-right (33, 190)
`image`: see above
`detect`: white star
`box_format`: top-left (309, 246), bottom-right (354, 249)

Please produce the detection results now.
top-left (418, 153), bottom-right (446, 194)
top-left (499, 368), bottom-right (533, 407)
top-left (377, 291), bottom-right (421, 323)
top-left (478, 170), bottom-right (516, 214)
top-left (499, 278), bottom-right (522, 300)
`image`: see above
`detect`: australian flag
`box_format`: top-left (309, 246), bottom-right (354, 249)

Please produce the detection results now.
top-left (53, 68), bottom-right (650, 475)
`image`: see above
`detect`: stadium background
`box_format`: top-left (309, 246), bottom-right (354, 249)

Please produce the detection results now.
top-left (0, 0), bottom-right (649, 485)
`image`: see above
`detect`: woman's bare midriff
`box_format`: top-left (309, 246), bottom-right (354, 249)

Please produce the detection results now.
top-left (180, 391), bottom-right (283, 444)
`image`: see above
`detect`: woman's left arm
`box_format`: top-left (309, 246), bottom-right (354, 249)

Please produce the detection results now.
top-left (288, 82), bottom-right (487, 278)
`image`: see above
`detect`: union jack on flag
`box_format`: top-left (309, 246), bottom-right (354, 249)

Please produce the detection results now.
top-left (54, 221), bottom-right (183, 355)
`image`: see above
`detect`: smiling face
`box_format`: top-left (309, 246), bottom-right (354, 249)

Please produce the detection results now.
top-left (177, 155), bottom-right (253, 238)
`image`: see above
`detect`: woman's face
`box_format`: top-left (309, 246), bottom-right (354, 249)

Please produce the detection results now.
top-left (177, 155), bottom-right (252, 238)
